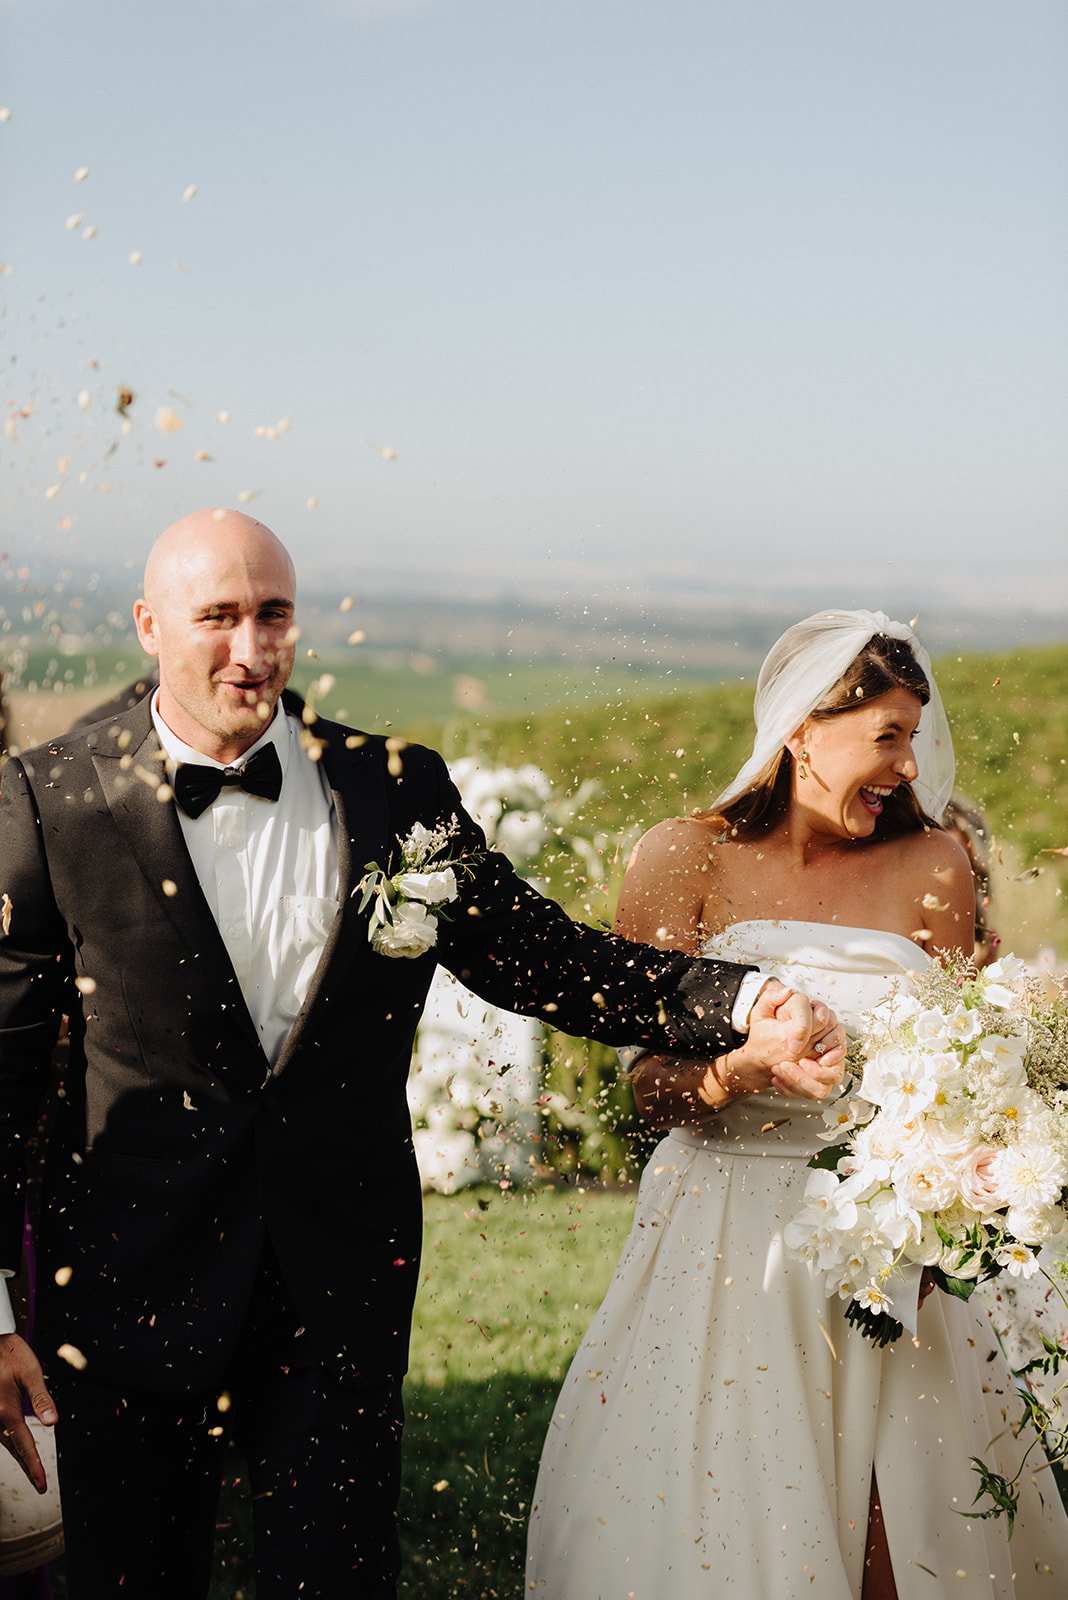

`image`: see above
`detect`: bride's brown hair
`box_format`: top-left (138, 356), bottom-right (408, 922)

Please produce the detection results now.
top-left (696, 634), bottom-right (940, 841)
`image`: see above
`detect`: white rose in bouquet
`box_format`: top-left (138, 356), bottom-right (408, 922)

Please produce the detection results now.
top-left (955, 1145), bottom-right (1003, 1215)
top-left (894, 1148), bottom-right (959, 1213)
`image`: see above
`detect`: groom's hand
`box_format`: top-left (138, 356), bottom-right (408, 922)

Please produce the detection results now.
top-left (0, 1331), bottom-right (58, 1493)
top-left (744, 983), bottom-right (847, 1101)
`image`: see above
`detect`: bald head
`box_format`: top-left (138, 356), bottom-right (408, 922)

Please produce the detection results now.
top-left (143, 508), bottom-right (296, 606)
top-left (134, 508), bottom-right (298, 763)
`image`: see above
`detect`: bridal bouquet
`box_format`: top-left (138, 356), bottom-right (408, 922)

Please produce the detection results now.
top-left (358, 818), bottom-right (476, 958)
top-left (785, 952), bottom-right (1068, 1526)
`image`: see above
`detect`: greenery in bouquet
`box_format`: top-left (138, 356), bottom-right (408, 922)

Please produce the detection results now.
top-left (786, 950), bottom-right (1068, 1527)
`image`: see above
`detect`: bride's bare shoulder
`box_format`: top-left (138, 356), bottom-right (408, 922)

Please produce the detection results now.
top-left (882, 825), bottom-right (975, 953)
top-left (625, 815), bottom-right (724, 880)
top-left (892, 823), bottom-right (972, 876)
top-left (616, 817), bottom-right (726, 945)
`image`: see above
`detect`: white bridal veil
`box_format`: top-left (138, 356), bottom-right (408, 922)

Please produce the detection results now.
top-left (713, 609), bottom-right (956, 823)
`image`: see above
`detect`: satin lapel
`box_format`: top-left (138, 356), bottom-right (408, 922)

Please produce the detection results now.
top-left (270, 728), bottom-right (391, 1078)
top-left (89, 704), bottom-right (264, 1058)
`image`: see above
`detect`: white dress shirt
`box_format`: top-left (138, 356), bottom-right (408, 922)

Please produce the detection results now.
top-left (0, 700), bottom-right (339, 1337)
top-left (152, 696), bottom-right (340, 1067)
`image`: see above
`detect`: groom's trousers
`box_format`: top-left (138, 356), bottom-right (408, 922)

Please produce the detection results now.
top-left (48, 1243), bottom-right (404, 1600)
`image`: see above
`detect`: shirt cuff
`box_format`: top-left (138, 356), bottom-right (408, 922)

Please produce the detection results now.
top-left (0, 1274), bottom-right (16, 1337)
top-left (731, 971), bottom-right (770, 1033)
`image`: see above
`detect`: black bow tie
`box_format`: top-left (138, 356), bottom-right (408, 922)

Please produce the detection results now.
top-left (173, 743), bottom-right (284, 820)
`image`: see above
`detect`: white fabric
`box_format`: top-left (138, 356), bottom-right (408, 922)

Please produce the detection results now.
top-left (0, 1273), bottom-right (13, 1336)
top-left (153, 697), bottom-right (339, 1067)
top-left (526, 920), bottom-right (1068, 1599)
top-left (712, 609), bottom-right (956, 823)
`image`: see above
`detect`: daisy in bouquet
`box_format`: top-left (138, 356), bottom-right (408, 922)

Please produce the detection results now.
top-left (785, 952), bottom-right (1068, 1528)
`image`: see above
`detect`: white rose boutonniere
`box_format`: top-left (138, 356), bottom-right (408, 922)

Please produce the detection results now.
top-left (358, 816), bottom-right (475, 959)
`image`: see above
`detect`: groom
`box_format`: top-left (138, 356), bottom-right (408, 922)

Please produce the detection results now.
top-left (0, 510), bottom-right (842, 1597)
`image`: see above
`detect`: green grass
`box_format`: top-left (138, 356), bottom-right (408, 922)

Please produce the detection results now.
top-left (399, 1186), bottom-right (635, 1597)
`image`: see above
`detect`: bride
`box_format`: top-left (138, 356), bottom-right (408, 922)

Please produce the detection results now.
top-left (525, 610), bottom-right (1068, 1599)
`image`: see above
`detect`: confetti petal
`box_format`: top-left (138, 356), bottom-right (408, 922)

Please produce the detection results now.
top-left (66, 212), bottom-right (86, 231)
top-left (154, 406), bottom-right (183, 433)
top-left (180, 184), bottom-right (198, 204)
top-left (74, 165), bottom-right (90, 183)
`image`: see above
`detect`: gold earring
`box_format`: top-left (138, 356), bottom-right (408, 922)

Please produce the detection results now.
top-left (798, 748), bottom-right (810, 780)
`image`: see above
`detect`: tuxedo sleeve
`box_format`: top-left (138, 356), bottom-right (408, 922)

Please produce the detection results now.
top-left (0, 758), bottom-right (69, 1271)
top-left (426, 755), bottom-right (755, 1057)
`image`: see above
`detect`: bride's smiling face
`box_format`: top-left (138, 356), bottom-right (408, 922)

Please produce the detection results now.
top-left (788, 686), bottom-right (923, 839)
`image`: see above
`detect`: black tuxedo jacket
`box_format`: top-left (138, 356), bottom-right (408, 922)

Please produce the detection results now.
top-left (0, 696), bottom-right (752, 1394)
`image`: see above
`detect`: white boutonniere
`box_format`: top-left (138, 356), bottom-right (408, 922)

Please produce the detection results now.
top-left (358, 817), bottom-right (476, 958)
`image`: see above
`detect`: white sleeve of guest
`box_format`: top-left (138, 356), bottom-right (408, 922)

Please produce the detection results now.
top-left (0, 1274), bottom-right (16, 1337)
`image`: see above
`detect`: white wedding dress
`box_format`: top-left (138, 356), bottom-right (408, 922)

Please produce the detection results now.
top-left (526, 921), bottom-right (1068, 1599)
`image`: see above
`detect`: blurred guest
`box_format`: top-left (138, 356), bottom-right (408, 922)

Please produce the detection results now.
top-left (943, 793), bottom-right (1000, 966)
top-left (0, 676), bottom-right (58, 1598)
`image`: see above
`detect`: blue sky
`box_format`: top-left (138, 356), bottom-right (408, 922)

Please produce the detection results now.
top-left (3, 0), bottom-right (1066, 610)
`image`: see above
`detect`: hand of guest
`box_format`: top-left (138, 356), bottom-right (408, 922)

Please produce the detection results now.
top-left (0, 1332), bottom-right (58, 1493)
top-left (742, 982), bottom-right (847, 1101)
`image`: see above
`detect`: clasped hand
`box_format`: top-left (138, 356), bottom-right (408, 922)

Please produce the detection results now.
top-left (731, 980), bottom-right (847, 1101)
top-left (0, 1331), bottom-right (57, 1493)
